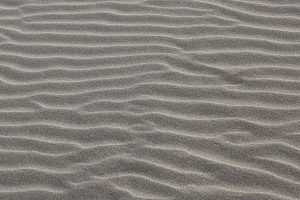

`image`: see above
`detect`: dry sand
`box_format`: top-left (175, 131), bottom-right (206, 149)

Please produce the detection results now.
top-left (0, 0), bottom-right (300, 199)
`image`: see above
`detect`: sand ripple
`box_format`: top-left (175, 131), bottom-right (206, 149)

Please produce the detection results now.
top-left (0, 0), bottom-right (299, 199)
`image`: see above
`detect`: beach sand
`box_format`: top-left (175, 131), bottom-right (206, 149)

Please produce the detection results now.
top-left (0, 0), bottom-right (299, 199)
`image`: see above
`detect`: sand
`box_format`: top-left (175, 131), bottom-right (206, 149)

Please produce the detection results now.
top-left (0, 0), bottom-right (299, 199)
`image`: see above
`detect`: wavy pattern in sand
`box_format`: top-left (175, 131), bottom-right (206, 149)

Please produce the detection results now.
top-left (0, 0), bottom-right (299, 200)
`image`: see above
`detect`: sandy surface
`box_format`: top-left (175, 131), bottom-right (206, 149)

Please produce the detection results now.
top-left (0, 0), bottom-right (300, 199)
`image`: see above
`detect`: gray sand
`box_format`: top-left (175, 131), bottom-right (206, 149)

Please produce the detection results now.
top-left (0, 0), bottom-right (299, 199)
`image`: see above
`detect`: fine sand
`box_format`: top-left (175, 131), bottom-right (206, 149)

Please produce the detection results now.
top-left (0, 0), bottom-right (300, 200)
